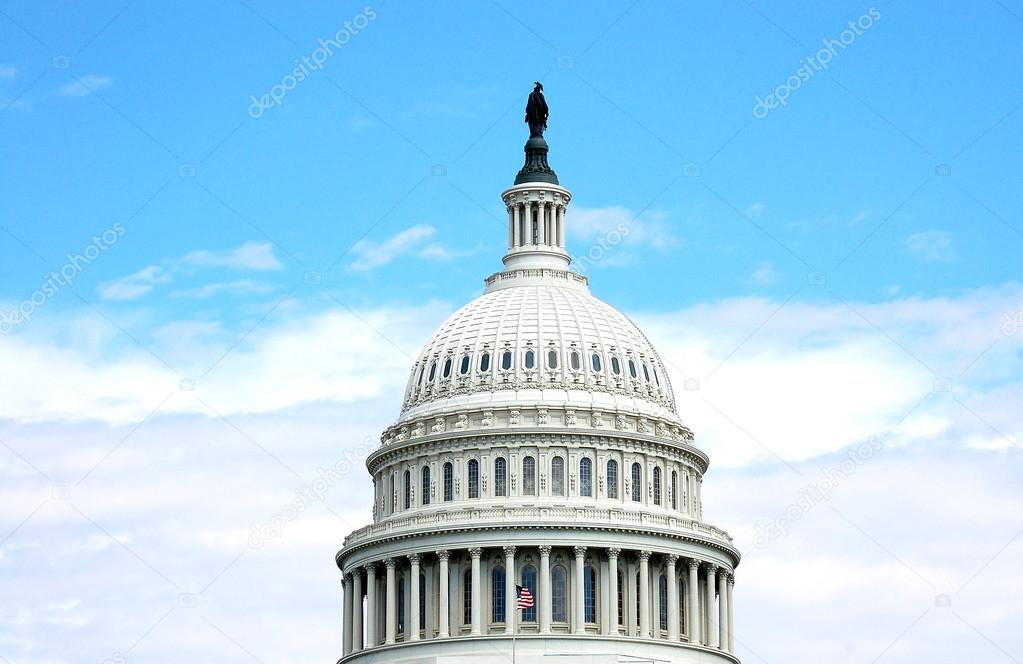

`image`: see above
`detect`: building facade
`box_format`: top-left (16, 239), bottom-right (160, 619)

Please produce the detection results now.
top-left (336, 118), bottom-right (740, 664)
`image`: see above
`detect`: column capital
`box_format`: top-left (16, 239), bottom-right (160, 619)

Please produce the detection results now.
top-left (606, 547), bottom-right (621, 559)
top-left (727, 572), bottom-right (735, 586)
top-left (469, 547), bottom-right (483, 560)
top-left (637, 550), bottom-right (651, 562)
top-left (666, 553), bottom-right (680, 565)
top-left (573, 545), bottom-right (586, 558)
top-left (704, 562), bottom-right (718, 574)
top-left (383, 557), bottom-right (396, 570)
top-left (435, 550), bottom-right (451, 562)
top-left (538, 545), bottom-right (552, 556)
top-left (503, 545), bottom-right (517, 557)
top-left (687, 558), bottom-right (701, 571)
top-left (408, 552), bottom-right (421, 565)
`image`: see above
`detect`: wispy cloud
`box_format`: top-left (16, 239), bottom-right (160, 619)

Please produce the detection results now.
top-left (59, 74), bottom-right (113, 98)
top-left (751, 262), bottom-right (780, 285)
top-left (348, 225), bottom-right (461, 272)
top-left (570, 205), bottom-right (678, 251)
top-left (96, 265), bottom-right (171, 301)
top-left (97, 242), bottom-right (283, 301)
top-left (169, 280), bottom-right (273, 299)
top-left (905, 230), bottom-right (955, 262)
top-left (0, 65), bottom-right (16, 79)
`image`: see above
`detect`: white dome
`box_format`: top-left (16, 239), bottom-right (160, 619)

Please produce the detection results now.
top-left (399, 270), bottom-right (679, 425)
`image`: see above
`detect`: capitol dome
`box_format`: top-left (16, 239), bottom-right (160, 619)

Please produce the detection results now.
top-left (337, 88), bottom-right (740, 664)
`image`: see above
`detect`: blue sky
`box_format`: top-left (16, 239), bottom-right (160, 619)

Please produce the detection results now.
top-left (2, 2), bottom-right (1022, 663)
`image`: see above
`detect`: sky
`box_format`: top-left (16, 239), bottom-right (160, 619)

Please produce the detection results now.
top-left (1, 1), bottom-right (1022, 663)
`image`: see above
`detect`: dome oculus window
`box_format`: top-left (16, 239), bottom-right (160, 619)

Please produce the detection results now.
top-left (591, 353), bottom-right (602, 372)
top-left (428, 361), bottom-right (437, 382)
top-left (501, 350), bottom-right (513, 371)
top-left (459, 354), bottom-right (471, 375)
top-left (547, 350), bottom-right (558, 369)
top-left (479, 351), bottom-right (491, 373)
top-left (442, 357), bottom-right (452, 379)
top-left (570, 351), bottom-right (581, 371)
top-left (417, 364), bottom-right (426, 386)
top-left (642, 363), bottom-right (651, 383)
top-left (524, 349), bottom-right (535, 369)
top-left (611, 356), bottom-right (621, 375)
top-left (628, 358), bottom-right (638, 379)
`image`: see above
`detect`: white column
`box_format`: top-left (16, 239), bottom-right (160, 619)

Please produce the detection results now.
top-left (352, 568), bottom-right (363, 651)
top-left (384, 558), bottom-right (397, 644)
top-left (342, 574), bottom-right (353, 655)
top-left (727, 574), bottom-right (735, 653)
top-left (469, 548), bottom-right (482, 635)
top-left (573, 546), bottom-right (586, 634)
top-left (507, 206), bottom-right (514, 248)
top-left (557, 205), bottom-right (566, 247)
top-left (523, 203), bottom-right (533, 245)
top-left (705, 564), bottom-right (718, 648)
top-left (365, 564), bottom-right (377, 647)
top-left (539, 545), bottom-right (552, 634)
top-left (666, 555), bottom-right (679, 641)
top-left (538, 202), bottom-right (546, 245)
top-left (718, 570), bottom-right (728, 649)
top-left (437, 551), bottom-right (450, 638)
top-left (606, 548), bottom-right (620, 635)
top-left (504, 546), bottom-right (517, 634)
top-left (638, 551), bottom-right (651, 637)
top-left (513, 205), bottom-right (521, 247)
top-left (408, 554), bottom-right (421, 641)
top-left (687, 560), bottom-right (699, 643)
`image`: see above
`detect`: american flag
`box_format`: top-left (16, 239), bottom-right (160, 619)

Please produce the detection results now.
top-left (515, 584), bottom-right (534, 609)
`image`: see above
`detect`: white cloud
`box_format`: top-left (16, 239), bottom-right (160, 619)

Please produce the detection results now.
top-left (175, 241), bottom-right (283, 272)
top-left (96, 265), bottom-right (171, 301)
top-left (905, 230), bottom-right (955, 262)
top-left (59, 74), bottom-right (113, 98)
top-left (751, 262), bottom-right (779, 285)
top-left (569, 205), bottom-right (678, 251)
top-left (97, 242), bottom-right (284, 301)
top-left (347, 225), bottom-right (445, 272)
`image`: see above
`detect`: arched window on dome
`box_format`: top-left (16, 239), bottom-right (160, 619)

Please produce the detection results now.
top-left (584, 565), bottom-right (597, 623)
top-left (421, 466), bottom-right (431, 506)
top-left (404, 469), bottom-right (412, 509)
top-left (492, 566), bottom-right (506, 622)
top-left (658, 574), bottom-right (668, 631)
top-left (459, 354), bottom-right (471, 375)
top-left (607, 459), bottom-right (619, 499)
top-left (671, 470), bottom-right (678, 510)
top-left (494, 457), bottom-right (507, 497)
top-left (468, 459), bottom-right (480, 499)
top-left (551, 456), bottom-right (565, 496)
top-left (552, 565), bottom-right (568, 622)
top-left (417, 363), bottom-right (426, 386)
top-left (628, 358), bottom-right (638, 379)
top-left (442, 356), bottom-right (452, 379)
top-left (479, 351), bottom-right (491, 373)
top-left (501, 350), bottom-right (513, 371)
top-left (521, 565), bottom-right (537, 622)
top-left (642, 362), bottom-right (651, 383)
top-left (524, 349), bottom-right (535, 369)
top-left (591, 353), bottom-right (602, 372)
top-left (580, 457), bottom-right (593, 497)
top-left (443, 462), bottom-right (453, 502)
top-left (522, 456), bottom-right (536, 495)
top-left (547, 349), bottom-right (559, 369)
top-left (570, 351), bottom-right (581, 371)
top-left (631, 463), bottom-right (642, 502)
top-left (653, 467), bottom-right (662, 506)
top-left (428, 360), bottom-right (437, 383)
top-left (611, 355), bottom-right (621, 375)
top-left (463, 568), bottom-right (472, 625)
top-left (653, 364), bottom-right (661, 386)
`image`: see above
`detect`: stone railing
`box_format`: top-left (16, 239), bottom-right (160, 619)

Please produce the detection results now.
top-left (483, 267), bottom-right (588, 289)
top-left (342, 504), bottom-right (734, 549)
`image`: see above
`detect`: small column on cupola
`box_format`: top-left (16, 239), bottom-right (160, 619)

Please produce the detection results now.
top-left (501, 81), bottom-right (573, 271)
